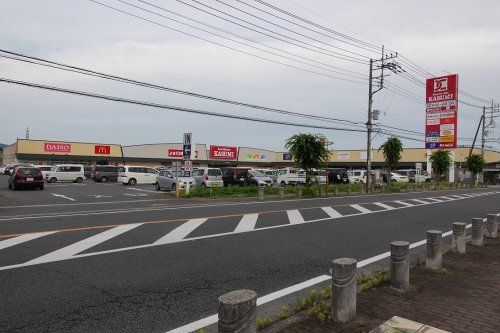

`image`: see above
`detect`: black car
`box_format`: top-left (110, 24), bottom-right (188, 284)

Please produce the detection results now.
top-left (8, 167), bottom-right (44, 190)
top-left (327, 169), bottom-right (349, 184)
top-left (91, 165), bottom-right (121, 182)
top-left (220, 167), bottom-right (251, 187)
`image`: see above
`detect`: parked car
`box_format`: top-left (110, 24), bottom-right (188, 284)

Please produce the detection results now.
top-left (33, 165), bottom-right (54, 179)
top-left (220, 167), bottom-right (251, 187)
top-left (395, 169), bottom-right (431, 183)
top-left (390, 172), bottom-right (409, 183)
top-left (0, 165), bottom-right (7, 174)
top-left (92, 165), bottom-right (121, 183)
top-left (84, 165), bottom-right (92, 179)
top-left (276, 167), bottom-right (306, 186)
top-left (191, 168), bottom-right (224, 188)
top-left (248, 170), bottom-right (273, 187)
top-left (46, 164), bottom-right (85, 183)
top-left (4, 164), bottom-right (33, 175)
top-left (155, 169), bottom-right (196, 191)
top-left (118, 166), bottom-right (158, 185)
top-left (8, 166), bottom-right (44, 190)
top-left (328, 169), bottom-right (350, 184)
top-left (348, 170), bottom-right (367, 184)
top-left (254, 169), bottom-right (278, 185)
top-left (312, 169), bottom-right (327, 184)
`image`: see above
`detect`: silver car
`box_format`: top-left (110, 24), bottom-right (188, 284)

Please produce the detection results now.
top-left (248, 170), bottom-right (273, 187)
top-left (155, 169), bottom-right (196, 191)
top-left (191, 168), bottom-right (224, 188)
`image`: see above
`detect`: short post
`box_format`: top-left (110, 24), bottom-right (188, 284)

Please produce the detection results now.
top-left (426, 230), bottom-right (442, 270)
top-left (486, 214), bottom-right (498, 238)
top-left (331, 258), bottom-right (357, 323)
top-left (390, 241), bottom-right (410, 292)
top-left (452, 222), bottom-right (467, 255)
top-left (296, 184), bottom-right (302, 198)
top-left (218, 289), bottom-right (257, 333)
top-left (334, 185), bottom-right (339, 197)
top-left (319, 184), bottom-right (324, 197)
top-left (258, 187), bottom-right (264, 201)
top-left (471, 218), bottom-right (484, 246)
top-left (347, 184), bottom-right (351, 196)
top-left (278, 186), bottom-right (284, 199)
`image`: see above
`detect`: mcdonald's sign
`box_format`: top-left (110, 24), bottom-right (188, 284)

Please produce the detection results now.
top-left (94, 145), bottom-right (111, 155)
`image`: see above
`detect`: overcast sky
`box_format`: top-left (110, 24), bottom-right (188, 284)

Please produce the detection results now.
top-left (1, 0), bottom-right (499, 151)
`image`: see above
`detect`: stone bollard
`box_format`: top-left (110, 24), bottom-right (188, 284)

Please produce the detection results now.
top-left (296, 184), bottom-right (302, 198)
top-left (319, 185), bottom-right (324, 197)
top-left (278, 186), bottom-right (284, 199)
top-left (452, 222), bottom-right (467, 255)
top-left (258, 187), bottom-right (264, 201)
top-left (426, 230), bottom-right (442, 271)
top-left (486, 214), bottom-right (498, 238)
top-left (334, 185), bottom-right (339, 197)
top-left (347, 185), bottom-right (351, 196)
top-left (218, 289), bottom-right (257, 333)
top-left (390, 241), bottom-right (410, 292)
top-left (331, 258), bottom-right (357, 323)
top-left (471, 218), bottom-right (484, 246)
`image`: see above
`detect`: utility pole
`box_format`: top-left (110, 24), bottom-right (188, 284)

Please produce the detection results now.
top-left (481, 106), bottom-right (485, 157)
top-left (365, 46), bottom-right (401, 192)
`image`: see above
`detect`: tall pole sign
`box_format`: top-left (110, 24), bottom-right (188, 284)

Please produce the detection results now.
top-left (183, 132), bottom-right (192, 194)
top-left (425, 74), bottom-right (458, 149)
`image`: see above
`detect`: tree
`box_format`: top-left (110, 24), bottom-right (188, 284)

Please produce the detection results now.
top-left (464, 154), bottom-right (486, 184)
top-left (379, 136), bottom-right (403, 175)
top-left (429, 150), bottom-right (452, 183)
top-left (285, 133), bottom-right (329, 186)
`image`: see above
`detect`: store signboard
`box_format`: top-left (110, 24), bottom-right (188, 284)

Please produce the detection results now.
top-left (168, 149), bottom-right (198, 159)
top-left (209, 145), bottom-right (238, 160)
top-left (94, 145), bottom-right (110, 155)
top-left (245, 153), bottom-right (266, 161)
top-left (44, 142), bottom-right (71, 153)
top-left (426, 74), bottom-right (458, 111)
top-left (283, 153), bottom-right (292, 161)
top-left (337, 152), bottom-right (350, 160)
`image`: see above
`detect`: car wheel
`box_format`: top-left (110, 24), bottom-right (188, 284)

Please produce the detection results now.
top-left (155, 182), bottom-right (161, 191)
top-left (76, 177), bottom-right (83, 183)
top-left (49, 177), bottom-right (57, 183)
top-left (101, 176), bottom-right (108, 183)
top-left (201, 183), bottom-right (206, 188)
top-left (280, 181), bottom-right (286, 187)
top-left (128, 178), bottom-right (137, 186)
top-left (171, 183), bottom-right (176, 191)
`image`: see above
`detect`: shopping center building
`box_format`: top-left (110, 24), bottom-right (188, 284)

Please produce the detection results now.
top-left (3, 139), bottom-right (500, 179)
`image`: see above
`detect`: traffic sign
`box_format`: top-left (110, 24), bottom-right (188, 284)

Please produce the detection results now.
top-left (183, 132), bottom-right (192, 145)
top-left (184, 160), bottom-right (191, 172)
top-left (183, 144), bottom-right (191, 160)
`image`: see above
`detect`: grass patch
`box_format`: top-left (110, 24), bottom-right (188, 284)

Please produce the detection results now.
top-left (357, 268), bottom-right (391, 292)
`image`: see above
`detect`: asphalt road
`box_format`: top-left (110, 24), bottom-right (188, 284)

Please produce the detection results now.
top-left (0, 174), bottom-right (498, 332)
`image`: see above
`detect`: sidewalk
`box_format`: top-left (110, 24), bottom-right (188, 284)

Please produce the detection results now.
top-left (278, 237), bottom-right (500, 333)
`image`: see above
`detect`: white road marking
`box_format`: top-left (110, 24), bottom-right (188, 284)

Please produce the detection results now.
top-left (411, 199), bottom-right (430, 205)
top-left (372, 202), bottom-right (394, 210)
top-left (0, 198), bottom-right (174, 209)
top-left (51, 193), bottom-right (75, 201)
top-left (166, 222), bottom-right (477, 333)
top-left (85, 195), bottom-right (113, 199)
top-left (426, 198), bottom-right (443, 202)
top-left (26, 224), bottom-right (142, 265)
top-left (321, 207), bottom-right (342, 218)
top-left (0, 231), bottom-right (56, 250)
top-left (153, 218), bottom-right (208, 245)
top-left (124, 193), bottom-right (148, 197)
top-left (350, 204), bottom-right (371, 214)
top-left (461, 194), bottom-right (474, 198)
top-left (287, 210), bottom-right (305, 224)
top-left (394, 200), bottom-right (414, 207)
top-left (449, 195), bottom-right (465, 199)
top-left (126, 188), bottom-right (159, 193)
top-left (234, 214), bottom-right (259, 233)
top-left (439, 196), bottom-right (455, 201)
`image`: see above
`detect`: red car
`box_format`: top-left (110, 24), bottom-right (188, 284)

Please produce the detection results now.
top-left (8, 167), bottom-right (44, 190)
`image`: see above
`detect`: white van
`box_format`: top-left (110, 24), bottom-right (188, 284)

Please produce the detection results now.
top-left (34, 165), bottom-right (54, 179)
top-left (118, 166), bottom-right (158, 185)
top-left (46, 164), bottom-right (85, 183)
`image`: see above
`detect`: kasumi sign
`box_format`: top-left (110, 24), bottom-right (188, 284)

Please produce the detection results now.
top-left (209, 145), bottom-right (238, 160)
top-left (44, 142), bottom-right (71, 153)
top-left (426, 74), bottom-right (458, 112)
top-left (168, 149), bottom-right (198, 159)
top-left (94, 145), bottom-right (111, 155)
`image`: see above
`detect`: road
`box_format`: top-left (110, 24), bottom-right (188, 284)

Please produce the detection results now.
top-left (0, 175), bottom-right (498, 332)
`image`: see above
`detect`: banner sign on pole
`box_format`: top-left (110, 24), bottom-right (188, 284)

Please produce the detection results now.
top-left (425, 74), bottom-right (458, 149)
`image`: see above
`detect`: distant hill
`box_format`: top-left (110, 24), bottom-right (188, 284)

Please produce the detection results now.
top-left (0, 143), bottom-right (7, 149)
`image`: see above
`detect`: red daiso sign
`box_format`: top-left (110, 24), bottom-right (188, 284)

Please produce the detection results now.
top-left (168, 149), bottom-right (198, 159)
top-left (44, 142), bottom-right (71, 153)
top-left (209, 145), bottom-right (238, 160)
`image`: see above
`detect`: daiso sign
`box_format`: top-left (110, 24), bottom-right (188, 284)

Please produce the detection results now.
top-left (209, 145), bottom-right (238, 160)
top-left (44, 142), bottom-right (71, 153)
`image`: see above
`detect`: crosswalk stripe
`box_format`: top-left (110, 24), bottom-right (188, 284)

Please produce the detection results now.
top-left (394, 200), bottom-right (414, 207)
top-left (0, 231), bottom-right (56, 251)
top-left (26, 223), bottom-right (142, 264)
top-left (439, 196), bottom-right (454, 201)
top-left (350, 204), bottom-right (371, 214)
top-left (411, 199), bottom-right (429, 204)
top-left (234, 214), bottom-right (259, 233)
top-left (426, 198), bottom-right (443, 202)
top-left (321, 207), bottom-right (342, 218)
top-left (372, 202), bottom-right (394, 210)
top-left (154, 219), bottom-right (207, 245)
top-left (461, 194), bottom-right (474, 197)
top-left (450, 195), bottom-right (465, 199)
top-left (287, 210), bottom-right (305, 224)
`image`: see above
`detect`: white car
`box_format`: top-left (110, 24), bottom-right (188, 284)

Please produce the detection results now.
top-left (46, 164), bottom-right (85, 183)
top-left (191, 168), bottom-right (224, 188)
top-left (390, 172), bottom-right (409, 183)
top-left (277, 167), bottom-right (306, 186)
top-left (118, 166), bottom-right (158, 185)
top-left (155, 169), bottom-right (196, 191)
top-left (34, 165), bottom-right (54, 179)
top-left (348, 170), bottom-right (367, 184)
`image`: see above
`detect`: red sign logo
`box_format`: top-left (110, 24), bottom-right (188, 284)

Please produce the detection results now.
top-left (44, 142), bottom-right (71, 153)
top-left (168, 149), bottom-right (198, 159)
top-left (209, 145), bottom-right (238, 160)
top-left (95, 145), bottom-right (111, 155)
top-left (426, 74), bottom-right (458, 111)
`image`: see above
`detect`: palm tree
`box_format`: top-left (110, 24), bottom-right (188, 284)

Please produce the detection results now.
top-left (464, 154), bottom-right (486, 185)
top-left (429, 150), bottom-right (452, 184)
top-left (379, 137), bottom-right (403, 181)
top-left (285, 133), bottom-right (329, 186)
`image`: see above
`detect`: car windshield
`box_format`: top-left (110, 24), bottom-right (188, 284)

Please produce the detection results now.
top-left (249, 170), bottom-right (265, 177)
top-left (17, 168), bottom-right (41, 176)
top-left (171, 170), bottom-right (190, 177)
